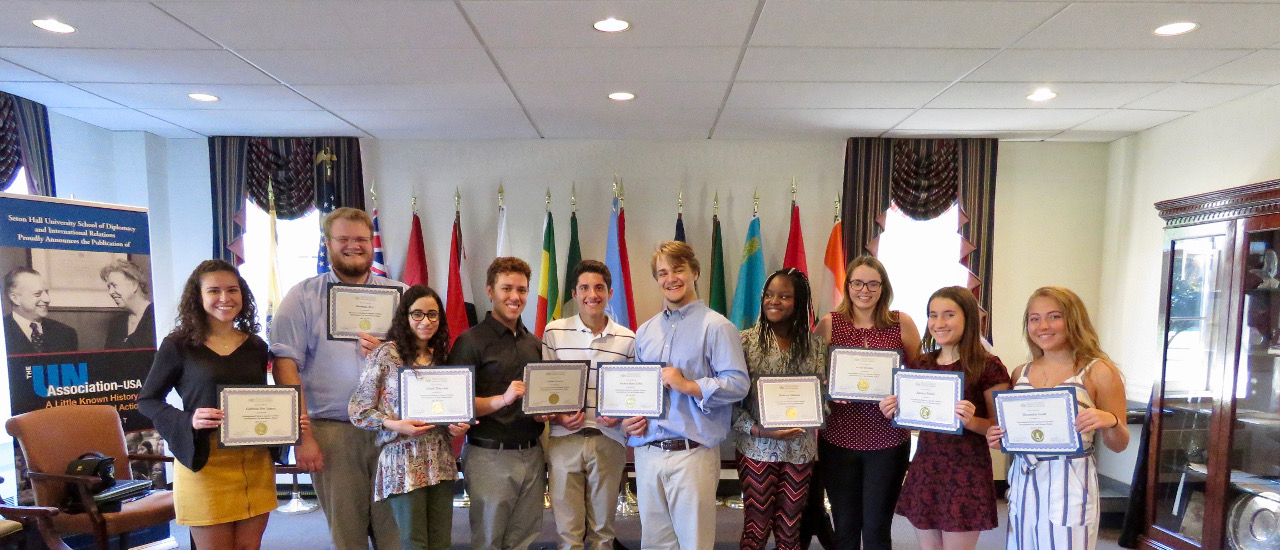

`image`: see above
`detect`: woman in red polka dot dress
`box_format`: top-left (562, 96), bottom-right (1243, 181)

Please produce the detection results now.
top-left (815, 255), bottom-right (922, 550)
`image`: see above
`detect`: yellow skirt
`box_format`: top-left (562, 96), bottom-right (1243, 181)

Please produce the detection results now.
top-left (173, 439), bottom-right (276, 526)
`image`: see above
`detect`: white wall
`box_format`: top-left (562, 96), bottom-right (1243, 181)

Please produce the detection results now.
top-left (48, 112), bottom-right (114, 203)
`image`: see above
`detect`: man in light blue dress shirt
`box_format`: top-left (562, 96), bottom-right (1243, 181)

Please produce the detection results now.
top-left (621, 241), bottom-right (749, 550)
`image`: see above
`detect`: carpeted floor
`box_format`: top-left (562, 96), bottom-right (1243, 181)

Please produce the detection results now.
top-left (169, 498), bottom-right (1125, 550)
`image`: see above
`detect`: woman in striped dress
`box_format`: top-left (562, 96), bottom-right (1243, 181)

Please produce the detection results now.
top-left (986, 287), bottom-right (1130, 550)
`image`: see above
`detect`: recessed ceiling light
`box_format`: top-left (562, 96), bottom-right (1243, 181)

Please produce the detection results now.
top-left (1154, 22), bottom-right (1197, 36)
top-left (32, 18), bottom-right (75, 34)
top-left (188, 93), bottom-right (220, 102)
top-left (608, 92), bottom-right (635, 101)
top-left (594, 17), bottom-right (630, 33)
top-left (1027, 88), bottom-right (1056, 102)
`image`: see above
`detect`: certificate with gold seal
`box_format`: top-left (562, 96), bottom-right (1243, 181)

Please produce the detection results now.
top-left (522, 361), bottom-right (589, 414)
top-left (890, 369), bottom-right (964, 434)
top-left (596, 363), bottom-right (665, 417)
top-left (326, 283), bottom-right (402, 340)
top-left (827, 347), bottom-right (901, 401)
top-left (992, 388), bottom-right (1084, 454)
top-left (399, 366), bottom-right (476, 424)
top-left (756, 375), bottom-right (824, 429)
top-left (218, 385), bottom-right (300, 447)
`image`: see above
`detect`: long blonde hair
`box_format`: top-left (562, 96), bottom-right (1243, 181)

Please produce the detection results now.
top-left (1023, 286), bottom-right (1112, 372)
top-left (834, 255), bottom-right (897, 329)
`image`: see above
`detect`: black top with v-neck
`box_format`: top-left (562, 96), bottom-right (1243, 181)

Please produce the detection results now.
top-left (137, 333), bottom-right (270, 471)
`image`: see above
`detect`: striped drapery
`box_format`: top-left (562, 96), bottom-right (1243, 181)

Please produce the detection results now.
top-left (0, 92), bottom-right (56, 196)
top-left (0, 94), bottom-right (18, 189)
top-left (841, 137), bottom-right (998, 326)
top-left (313, 137), bottom-right (364, 214)
top-left (209, 136), bottom-right (249, 264)
top-left (246, 137), bottom-right (315, 219)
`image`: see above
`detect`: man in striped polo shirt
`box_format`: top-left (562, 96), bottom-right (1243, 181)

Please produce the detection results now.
top-left (542, 260), bottom-right (636, 550)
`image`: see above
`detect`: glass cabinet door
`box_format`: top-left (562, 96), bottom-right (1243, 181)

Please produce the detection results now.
top-left (1226, 229), bottom-right (1280, 550)
top-left (1152, 229), bottom-right (1231, 546)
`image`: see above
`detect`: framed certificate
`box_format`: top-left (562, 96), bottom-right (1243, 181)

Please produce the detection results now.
top-left (326, 283), bottom-right (402, 340)
top-left (827, 347), bottom-right (901, 401)
top-left (523, 361), bottom-right (589, 414)
top-left (756, 375), bottom-right (825, 429)
top-left (399, 366), bottom-right (476, 424)
top-left (993, 388), bottom-right (1085, 454)
top-left (891, 369), bottom-right (965, 434)
top-left (218, 385), bottom-right (300, 447)
top-left (596, 362), bottom-right (665, 417)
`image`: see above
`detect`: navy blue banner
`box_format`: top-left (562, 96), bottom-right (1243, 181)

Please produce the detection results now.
top-left (0, 195), bottom-right (149, 254)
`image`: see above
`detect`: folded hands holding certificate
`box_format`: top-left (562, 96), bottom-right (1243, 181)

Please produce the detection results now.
top-left (217, 385), bottom-right (306, 447)
top-left (881, 369), bottom-right (970, 435)
top-left (988, 388), bottom-right (1085, 454)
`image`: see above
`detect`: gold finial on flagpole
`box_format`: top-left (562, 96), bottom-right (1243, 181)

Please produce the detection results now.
top-left (411, 196), bottom-right (418, 213)
top-left (713, 191), bottom-right (719, 217)
top-left (369, 180), bottom-right (377, 207)
top-left (498, 182), bottom-right (505, 208)
top-left (678, 190), bottom-right (684, 214)
top-left (834, 195), bottom-right (841, 223)
top-left (753, 188), bottom-right (759, 216)
top-left (791, 176), bottom-right (797, 203)
top-left (571, 182), bottom-right (577, 213)
top-left (314, 147), bottom-right (336, 179)
top-left (618, 179), bottom-right (625, 209)
top-left (455, 189), bottom-right (460, 213)
top-left (545, 188), bottom-right (551, 212)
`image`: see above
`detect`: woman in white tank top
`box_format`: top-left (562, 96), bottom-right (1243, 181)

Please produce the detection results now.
top-left (985, 287), bottom-right (1130, 550)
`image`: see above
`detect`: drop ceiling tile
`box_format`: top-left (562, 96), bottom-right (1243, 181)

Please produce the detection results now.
top-left (0, 49), bottom-right (276, 84)
top-left (533, 107), bottom-right (718, 139)
top-left (0, 58), bottom-right (52, 82)
top-left (338, 109), bottom-right (538, 140)
top-left (75, 83), bottom-right (319, 110)
top-left (139, 109), bottom-right (364, 137)
top-left (927, 82), bottom-right (1170, 109)
top-left (1124, 82), bottom-right (1265, 111)
top-left (0, 1), bottom-right (217, 49)
top-left (1014, 3), bottom-right (1280, 50)
top-left (156, 0), bottom-right (479, 50)
top-left (294, 84), bottom-right (519, 111)
top-left (49, 107), bottom-right (202, 138)
top-left (492, 47), bottom-right (740, 83)
top-left (240, 49), bottom-right (503, 86)
top-left (0, 82), bottom-right (119, 108)
top-left (515, 82), bottom-right (727, 110)
top-left (460, 0), bottom-right (757, 48)
top-left (895, 109), bottom-right (1110, 131)
top-left (1072, 109), bottom-right (1190, 132)
top-left (1189, 50), bottom-right (1280, 85)
top-left (728, 82), bottom-right (949, 109)
top-left (752, 0), bottom-right (1064, 48)
top-left (1052, 130), bottom-right (1137, 143)
top-left (967, 49), bottom-right (1250, 83)
top-left (883, 129), bottom-right (1060, 141)
top-left (738, 48), bottom-right (998, 83)
top-left (713, 108), bottom-right (913, 139)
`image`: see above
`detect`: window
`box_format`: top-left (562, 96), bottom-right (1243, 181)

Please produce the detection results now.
top-left (238, 203), bottom-right (324, 335)
top-left (876, 203), bottom-right (971, 325)
top-left (2, 167), bottom-right (29, 195)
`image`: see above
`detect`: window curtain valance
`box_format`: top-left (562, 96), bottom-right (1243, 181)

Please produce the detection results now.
top-left (842, 137), bottom-right (998, 328)
top-left (209, 136), bottom-right (363, 264)
top-left (0, 91), bottom-right (56, 196)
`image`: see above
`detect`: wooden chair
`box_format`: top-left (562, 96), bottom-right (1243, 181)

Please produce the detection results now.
top-left (6, 405), bottom-right (175, 550)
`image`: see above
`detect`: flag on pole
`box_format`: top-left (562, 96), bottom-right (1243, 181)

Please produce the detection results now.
top-left (605, 197), bottom-right (636, 330)
top-left (783, 202), bottom-right (808, 275)
top-left (821, 218), bottom-right (847, 315)
top-left (674, 213), bottom-right (686, 242)
top-left (618, 201), bottom-right (637, 330)
top-left (730, 216), bottom-right (766, 330)
top-left (403, 211), bottom-right (429, 287)
top-left (709, 213), bottom-right (728, 315)
top-left (561, 211), bottom-right (582, 318)
top-left (266, 182), bottom-right (282, 339)
top-left (535, 210), bottom-right (560, 338)
top-left (315, 190), bottom-right (334, 274)
top-left (447, 211), bottom-right (477, 346)
top-left (371, 205), bottom-right (388, 277)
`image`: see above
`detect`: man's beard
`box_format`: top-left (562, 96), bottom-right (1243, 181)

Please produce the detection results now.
top-left (331, 253), bottom-right (372, 279)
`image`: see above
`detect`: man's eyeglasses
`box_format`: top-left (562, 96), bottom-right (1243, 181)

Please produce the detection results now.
top-left (409, 310), bottom-right (440, 322)
top-left (330, 237), bottom-right (372, 246)
top-left (848, 280), bottom-right (883, 291)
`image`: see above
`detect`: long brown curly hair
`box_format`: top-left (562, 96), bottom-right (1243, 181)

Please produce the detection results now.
top-left (387, 286), bottom-right (450, 365)
top-left (170, 260), bottom-right (260, 346)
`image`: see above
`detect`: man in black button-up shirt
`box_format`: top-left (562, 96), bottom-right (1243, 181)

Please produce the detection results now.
top-left (448, 257), bottom-right (545, 550)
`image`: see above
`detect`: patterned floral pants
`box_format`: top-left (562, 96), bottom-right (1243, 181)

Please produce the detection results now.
top-left (737, 456), bottom-right (814, 550)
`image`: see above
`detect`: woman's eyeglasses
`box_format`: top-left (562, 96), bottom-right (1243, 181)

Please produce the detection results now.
top-left (409, 310), bottom-right (440, 322)
top-left (848, 280), bottom-right (883, 291)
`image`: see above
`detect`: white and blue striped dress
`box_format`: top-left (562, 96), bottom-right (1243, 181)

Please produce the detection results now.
top-left (1005, 359), bottom-right (1101, 550)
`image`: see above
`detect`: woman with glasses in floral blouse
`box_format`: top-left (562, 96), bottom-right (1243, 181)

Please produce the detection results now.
top-left (349, 285), bottom-right (470, 550)
top-left (733, 268), bottom-right (828, 550)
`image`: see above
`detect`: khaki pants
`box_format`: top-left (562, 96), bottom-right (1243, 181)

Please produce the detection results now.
top-left (461, 444), bottom-right (547, 550)
top-left (634, 443), bottom-right (720, 550)
top-left (546, 433), bottom-right (627, 550)
top-left (310, 419), bottom-right (400, 550)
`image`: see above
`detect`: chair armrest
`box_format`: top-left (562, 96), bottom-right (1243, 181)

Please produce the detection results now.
top-left (276, 464), bottom-right (306, 476)
top-left (0, 504), bottom-right (61, 520)
top-left (0, 505), bottom-right (73, 550)
top-left (127, 454), bottom-right (173, 463)
top-left (26, 471), bottom-right (101, 487)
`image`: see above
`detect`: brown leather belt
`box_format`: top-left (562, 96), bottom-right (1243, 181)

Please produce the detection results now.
top-left (467, 437), bottom-right (539, 450)
top-left (645, 438), bottom-right (701, 452)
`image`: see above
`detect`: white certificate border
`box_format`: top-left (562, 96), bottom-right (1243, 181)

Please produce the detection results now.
top-left (891, 369), bottom-right (964, 434)
top-left (993, 388), bottom-right (1085, 455)
top-left (522, 361), bottom-right (590, 414)
top-left (826, 347), bottom-right (902, 401)
top-left (218, 385), bottom-right (300, 447)
top-left (596, 362), bottom-right (665, 417)
top-left (326, 283), bottom-right (402, 340)
top-left (756, 375), bottom-right (825, 429)
top-left (398, 366), bottom-right (477, 424)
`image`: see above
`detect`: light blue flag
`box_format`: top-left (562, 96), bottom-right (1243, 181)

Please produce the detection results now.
top-left (730, 216), bottom-right (765, 330)
top-left (604, 198), bottom-right (631, 326)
